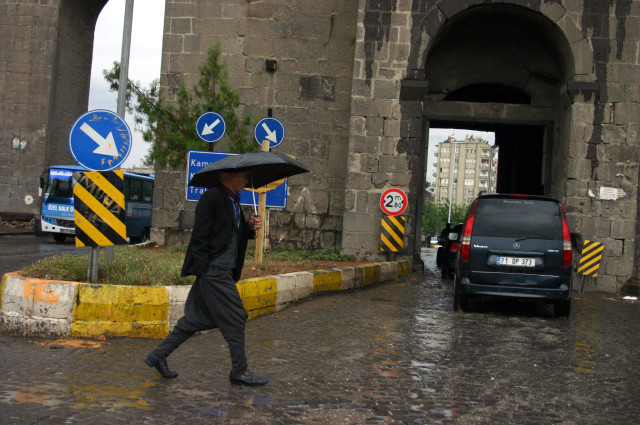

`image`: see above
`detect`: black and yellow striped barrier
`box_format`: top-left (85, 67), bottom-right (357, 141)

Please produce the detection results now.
top-left (74, 171), bottom-right (127, 247)
top-left (578, 240), bottom-right (604, 294)
top-left (380, 215), bottom-right (405, 252)
top-left (578, 240), bottom-right (604, 277)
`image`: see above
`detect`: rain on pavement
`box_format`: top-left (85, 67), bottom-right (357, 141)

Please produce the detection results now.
top-left (0, 241), bottom-right (639, 424)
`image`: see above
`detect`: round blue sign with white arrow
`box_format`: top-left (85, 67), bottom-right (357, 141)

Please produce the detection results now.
top-left (196, 112), bottom-right (226, 143)
top-left (254, 117), bottom-right (285, 148)
top-left (68, 109), bottom-right (132, 171)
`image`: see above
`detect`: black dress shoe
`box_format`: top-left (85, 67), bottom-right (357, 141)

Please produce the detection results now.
top-left (229, 369), bottom-right (268, 386)
top-left (145, 352), bottom-right (178, 378)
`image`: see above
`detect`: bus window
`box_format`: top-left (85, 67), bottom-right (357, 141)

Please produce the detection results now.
top-left (143, 180), bottom-right (154, 202)
top-left (45, 169), bottom-right (74, 199)
top-left (129, 178), bottom-right (142, 201)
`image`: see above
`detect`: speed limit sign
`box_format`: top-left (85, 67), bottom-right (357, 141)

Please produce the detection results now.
top-left (380, 188), bottom-right (407, 216)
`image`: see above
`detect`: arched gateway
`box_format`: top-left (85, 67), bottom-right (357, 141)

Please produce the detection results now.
top-left (2, 0), bottom-right (639, 293)
top-left (343, 1), bottom-right (638, 293)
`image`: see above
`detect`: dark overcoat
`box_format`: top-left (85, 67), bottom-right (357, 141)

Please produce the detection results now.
top-left (181, 185), bottom-right (255, 282)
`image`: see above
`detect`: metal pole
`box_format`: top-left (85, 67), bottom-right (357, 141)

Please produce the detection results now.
top-left (117, 0), bottom-right (134, 118)
top-left (105, 0), bottom-right (134, 263)
top-left (87, 247), bottom-right (99, 283)
top-left (448, 140), bottom-right (456, 224)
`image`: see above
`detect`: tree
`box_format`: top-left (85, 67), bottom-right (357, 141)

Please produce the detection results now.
top-left (438, 199), bottom-right (469, 229)
top-left (423, 199), bottom-right (469, 236)
top-left (103, 44), bottom-right (256, 168)
top-left (422, 201), bottom-right (440, 235)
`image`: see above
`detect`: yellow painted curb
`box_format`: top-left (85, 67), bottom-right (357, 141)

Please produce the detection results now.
top-left (237, 276), bottom-right (278, 320)
top-left (397, 260), bottom-right (411, 278)
top-left (1, 260), bottom-right (412, 339)
top-left (311, 269), bottom-right (343, 293)
top-left (361, 263), bottom-right (382, 287)
top-left (72, 284), bottom-right (169, 339)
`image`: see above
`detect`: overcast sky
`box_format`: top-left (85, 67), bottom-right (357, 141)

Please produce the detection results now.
top-left (87, 2), bottom-right (493, 173)
top-left (88, 0), bottom-right (165, 168)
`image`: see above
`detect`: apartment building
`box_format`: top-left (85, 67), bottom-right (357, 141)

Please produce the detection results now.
top-left (432, 135), bottom-right (498, 205)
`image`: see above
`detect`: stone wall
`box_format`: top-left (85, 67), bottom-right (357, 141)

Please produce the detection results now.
top-left (155, 0), bottom-right (640, 289)
top-left (0, 0), bottom-right (104, 219)
top-left (153, 0), bottom-right (359, 251)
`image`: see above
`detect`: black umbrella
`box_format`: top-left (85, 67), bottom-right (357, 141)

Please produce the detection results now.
top-left (189, 150), bottom-right (309, 189)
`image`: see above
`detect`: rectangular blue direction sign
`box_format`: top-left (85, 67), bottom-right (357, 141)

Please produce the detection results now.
top-left (186, 151), bottom-right (287, 208)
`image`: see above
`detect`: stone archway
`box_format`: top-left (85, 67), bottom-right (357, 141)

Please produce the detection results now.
top-left (421, 4), bottom-right (576, 199)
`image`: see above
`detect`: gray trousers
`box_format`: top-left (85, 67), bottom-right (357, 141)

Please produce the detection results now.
top-left (152, 266), bottom-right (248, 374)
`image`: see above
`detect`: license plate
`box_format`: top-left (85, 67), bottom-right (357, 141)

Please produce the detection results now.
top-left (497, 256), bottom-right (535, 267)
top-left (61, 228), bottom-right (75, 235)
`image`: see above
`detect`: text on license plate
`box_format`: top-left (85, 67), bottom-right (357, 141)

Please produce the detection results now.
top-left (497, 256), bottom-right (535, 267)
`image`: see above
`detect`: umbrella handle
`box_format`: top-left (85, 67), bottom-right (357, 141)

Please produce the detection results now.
top-left (251, 175), bottom-right (258, 216)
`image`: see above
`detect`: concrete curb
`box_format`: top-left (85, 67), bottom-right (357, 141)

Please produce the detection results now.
top-left (0, 261), bottom-right (411, 339)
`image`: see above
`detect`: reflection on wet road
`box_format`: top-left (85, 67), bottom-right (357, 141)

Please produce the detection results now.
top-left (0, 234), bottom-right (86, 276)
top-left (0, 248), bottom-right (638, 423)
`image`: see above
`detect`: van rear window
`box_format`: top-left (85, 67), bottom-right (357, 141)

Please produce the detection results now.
top-left (472, 198), bottom-right (562, 240)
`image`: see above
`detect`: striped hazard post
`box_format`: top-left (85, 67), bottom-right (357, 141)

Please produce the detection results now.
top-left (577, 240), bottom-right (604, 293)
top-left (74, 170), bottom-right (127, 247)
top-left (380, 215), bottom-right (405, 252)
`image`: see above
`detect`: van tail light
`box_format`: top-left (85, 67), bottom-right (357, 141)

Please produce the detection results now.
top-left (559, 203), bottom-right (572, 267)
top-left (460, 199), bottom-right (479, 261)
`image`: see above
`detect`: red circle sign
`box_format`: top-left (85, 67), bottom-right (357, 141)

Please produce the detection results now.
top-left (380, 188), bottom-right (407, 216)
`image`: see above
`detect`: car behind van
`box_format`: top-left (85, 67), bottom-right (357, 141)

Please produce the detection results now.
top-left (454, 194), bottom-right (572, 317)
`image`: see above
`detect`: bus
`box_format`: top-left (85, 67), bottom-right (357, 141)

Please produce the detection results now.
top-left (39, 165), bottom-right (154, 243)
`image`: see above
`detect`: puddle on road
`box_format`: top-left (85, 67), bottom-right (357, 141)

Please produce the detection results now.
top-left (0, 383), bottom-right (66, 407)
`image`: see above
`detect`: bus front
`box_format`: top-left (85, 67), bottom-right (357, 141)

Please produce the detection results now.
top-left (40, 167), bottom-right (77, 241)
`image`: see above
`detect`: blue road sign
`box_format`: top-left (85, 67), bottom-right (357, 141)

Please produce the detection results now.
top-left (186, 151), bottom-right (287, 208)
top-left (254, 117), bottom-right (285, 148)
top-left (196, 112), bottom-right (226, 142)
top-left (68, 109), bottom-right (132, 171)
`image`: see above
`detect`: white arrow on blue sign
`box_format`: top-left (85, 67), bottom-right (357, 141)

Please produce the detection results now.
top-left (68, 109), bottom-right (132, 171)
top-left (254, 117), bottom-right (284, 148)
top-left (196, 112), bottom-right (226, 142)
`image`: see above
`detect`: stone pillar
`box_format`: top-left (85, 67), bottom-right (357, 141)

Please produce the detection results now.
top-left (0, 0), bottom-right (105, 218)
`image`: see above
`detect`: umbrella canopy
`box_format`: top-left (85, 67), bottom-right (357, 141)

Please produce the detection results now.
top-left (189, 151), bottom-right (309, 189)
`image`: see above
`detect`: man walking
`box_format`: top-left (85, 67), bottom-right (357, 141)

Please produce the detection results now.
top-left (145, 169), bottom-right (268, 386)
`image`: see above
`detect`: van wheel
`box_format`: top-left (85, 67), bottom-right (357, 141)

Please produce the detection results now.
top-left (554, 299), bottom-right (571, 318)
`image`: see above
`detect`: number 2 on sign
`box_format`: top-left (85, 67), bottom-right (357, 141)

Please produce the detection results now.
top-left (385, 194), bottom-right (403, 209)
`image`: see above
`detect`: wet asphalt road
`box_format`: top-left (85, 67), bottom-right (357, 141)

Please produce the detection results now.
top-left (1, 248), bottom-right (639, 424)
top-left (0, 233), bottom-right (86, 277)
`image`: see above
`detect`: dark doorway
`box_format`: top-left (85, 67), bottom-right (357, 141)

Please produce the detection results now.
top-left (494, 125), bottom-right (545, 195)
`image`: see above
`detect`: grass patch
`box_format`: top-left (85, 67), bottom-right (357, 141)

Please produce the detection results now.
top-left (19, 245), bottom-right (359, 286)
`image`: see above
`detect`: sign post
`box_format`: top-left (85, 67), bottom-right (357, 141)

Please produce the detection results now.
top-left (69, 109), bottom-right (133, 281)
top-left (253, 117), bottom-right (285, 264)
top-left (254, 140), bottom-right (270, 264)
top-left (379, 188), bottom-right (408, 260)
